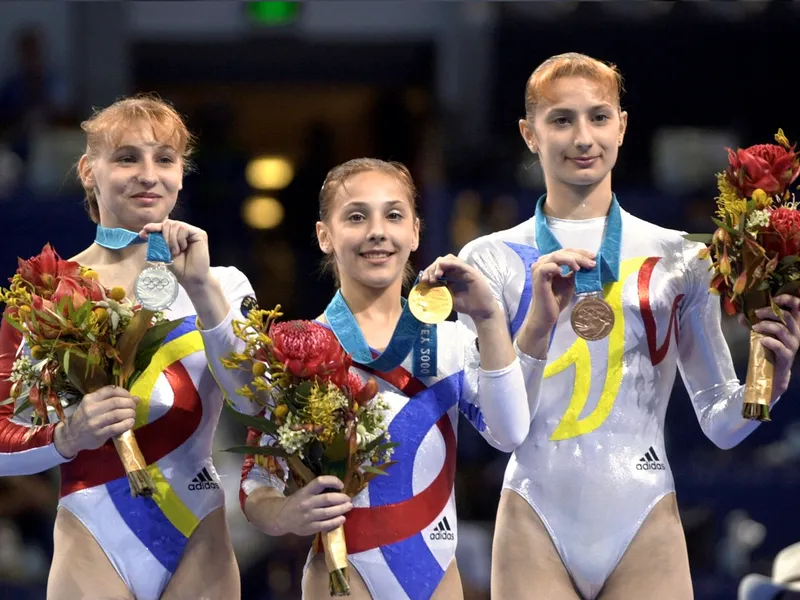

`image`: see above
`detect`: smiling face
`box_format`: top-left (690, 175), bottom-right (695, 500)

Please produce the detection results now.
top-left (519, 75), bottom-right (627, 191)
top-left (79, 121), bottom-right (183, 230)
top-left (316, 169), bottom-right (420, 293)
top-left (77, 96), bottom-right (193, 229)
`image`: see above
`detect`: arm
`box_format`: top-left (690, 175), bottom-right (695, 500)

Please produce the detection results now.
top-left (196, 268), bottom-right (262, 415)
top-left (0, 312), bottom-right (71, 475)
top-left (678, 239), bottom-right (761, 449)
top-left (457, 240), bottom-right (546, 419)
top-left (457, 322), bottom-right (530, 452)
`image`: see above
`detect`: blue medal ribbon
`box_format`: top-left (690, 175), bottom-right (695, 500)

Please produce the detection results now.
top-left (324, 275), bottom-right (438, 377)
top-left (533, 193), bottom-right (622, 293)
top-left (95, 226), bottom-right (172, 263)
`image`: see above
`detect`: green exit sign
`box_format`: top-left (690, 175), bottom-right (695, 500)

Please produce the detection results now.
top-left (247, 2), bottom-right (300, 25)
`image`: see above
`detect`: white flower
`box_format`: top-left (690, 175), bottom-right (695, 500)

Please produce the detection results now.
top-left (746, 209), bottom-right (771, 232)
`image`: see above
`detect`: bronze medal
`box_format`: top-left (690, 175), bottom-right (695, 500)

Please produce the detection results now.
top-left (408, 282), bottom-right (453, 324)
top-left (570, 295), bottom-right (614, 341)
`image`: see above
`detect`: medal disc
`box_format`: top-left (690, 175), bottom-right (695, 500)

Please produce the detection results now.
top-left (570, 296), bottom-right (614, 341)
top-left (408, 283), bottom-right (453, 324)
top-left (134, 265), bottom-right (179, 311)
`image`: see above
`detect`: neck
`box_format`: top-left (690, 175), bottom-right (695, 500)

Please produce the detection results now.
top-left (541, 175), bottom-right (613, 220)
top-left (338, 277), bottom-right (404, 332)
top-left (74, 241), bottom-right (149, 270)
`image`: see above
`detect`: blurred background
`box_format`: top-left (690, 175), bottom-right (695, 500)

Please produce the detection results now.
top-left (1, 1), bottom-right (799, 598)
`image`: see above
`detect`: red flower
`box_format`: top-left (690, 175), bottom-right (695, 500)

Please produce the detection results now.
top-left (269, 320), bottom-right (351, 386)
top-left (16, 244), bottom-right (81, 294)
top-left (760, 207), bottom-right (800, 258)
top-left (726, 143), bottom-right (800, 197)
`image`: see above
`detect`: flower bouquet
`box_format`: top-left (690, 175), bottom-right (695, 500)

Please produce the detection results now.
top-left (694, 129), bottom-right (800, 421)
top-left (0, 244), bottom-right (184, 496)
top-left (221, 306), bottom-right (396, 596)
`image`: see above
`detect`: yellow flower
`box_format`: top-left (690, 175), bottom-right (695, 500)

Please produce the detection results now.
top-left (775, 128), bottom-right (791, 149)
top-left (750, 188), bottom-right (773, 210)
top-left (715, 172), bottom-right (747, 225)
top-left (304, 383), bottom-right (348, 444)
top-left (109, 287), bottom-right (126, 302)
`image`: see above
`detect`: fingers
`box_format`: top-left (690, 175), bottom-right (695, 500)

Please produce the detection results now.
top-left (306, 476), bottom-right (344, 494)
top-left (754, 319), bottom-right (798, 355)
top-left (85, 385), bottom-right (135, 403)
top-left (95, 418), bottom-right (136, 441)
top-left (312, 515), bottom-right (348, 534)
top-left (535, 249), bottom-right (596, 274)
top-left (90, 406), bottom-right (137, 430)
top-left (533, 262), bottom-right (575, 283)
top-left (420, 254), bottom-right (463, 284)
top-left (139, 220), bottom-right (205, 257)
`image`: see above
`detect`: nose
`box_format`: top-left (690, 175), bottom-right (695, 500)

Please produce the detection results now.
top-left (136, 157), bottom-right (157, 187)
top-left (367, 215), bottom-right (387, 242)
top-left (573, 117), bottom-right (593, 151)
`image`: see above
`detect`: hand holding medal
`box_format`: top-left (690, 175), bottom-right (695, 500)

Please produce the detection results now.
top-left (527, 248), bottom-right (597, 336)
top-left (413, 254), bottom-right (498, 324)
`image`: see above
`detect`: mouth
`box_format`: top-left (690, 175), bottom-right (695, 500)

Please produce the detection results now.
top-left (131, 193), bottom-right (162, 206)
top-left (570, 156), bottom-right (600, 168)
top-left (360, 250), bottom-right (396, 263)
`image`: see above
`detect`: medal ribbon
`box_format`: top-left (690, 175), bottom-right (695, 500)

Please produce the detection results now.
top-left (324, 278), bottom-right (437, 377)
top-left (95, 226), bottom-right (172, 264)
top-left (533, 194), bottom-right (622, 294)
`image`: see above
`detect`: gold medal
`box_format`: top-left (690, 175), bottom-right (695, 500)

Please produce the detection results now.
top-left (570, 295), bottom-right (614, 341)
top-left (408, 282), bottom-right (453, 324)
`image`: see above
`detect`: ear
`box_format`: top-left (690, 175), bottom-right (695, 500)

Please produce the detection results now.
top-left (411, 216), bottom-right (420, 252)
top-left (519, 119), bottom-right (537, 154)
top-left (618, 110), bottom-right (628, 147)
top-left (78, 154), bottom-right (94, 191)
top-left (316, 221), bottom-right (333, 254)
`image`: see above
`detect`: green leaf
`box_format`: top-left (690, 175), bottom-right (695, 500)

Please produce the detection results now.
top-left (1, 314), bottom-right (24, 333)
top-left (0, 396), bottom-right (17, 406)
top-left (361, 465), bottom-right (390, 476)
top-left (372, 441), bottom-right (400, 455)
top-left (362, 434), bottom-right (390, 454)
top-left (132, 318), bottom-right (184, 378)
top-left (115, 309), bottom-right (156, 387)
top-left (224, 444), bottom-right (288, 458)
top-left (711, 217), bottom-right (738, 236)
top-left (222, 402), bottom-right (279, 436)
top-left (13, 398), bottom-right (31, 416)
top-left (780, 255), bottom-right (799, 267)
top-left (682, 233), bottom-right (714, 244)
top-left (323, 433), bottom-right (350, 462)
top-left (63, 349), bottom-right (71, 376)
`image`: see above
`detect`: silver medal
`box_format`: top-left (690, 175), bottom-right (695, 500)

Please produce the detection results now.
top-left (134, 264), bottom-right (179, 311)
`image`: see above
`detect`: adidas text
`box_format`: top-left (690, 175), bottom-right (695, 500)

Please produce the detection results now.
top-left (189, 468), bottom-right (220, 491)
top-left (429, 517), bottom-right (455, 541)
top-left (635, 462), bottom-right (665, 471)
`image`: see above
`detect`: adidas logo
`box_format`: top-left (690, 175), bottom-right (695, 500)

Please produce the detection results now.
top-left (188, 467), bottom-right (220, 491)
top-left (636, 446), bottom-right (665, 471)
top-left (429, 517), bottom-right (455, 541)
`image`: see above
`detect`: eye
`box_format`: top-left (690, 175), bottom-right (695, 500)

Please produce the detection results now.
top-left (387, 211), bottom-right (404, 221)
top-left (116, 155), bottom-right (136, 164)
top-left (594, 114), bottom-right (610, 123)
top-left (553, 117), bottom-right (570, 126)
top-left (348, 213), bottom-right (365, 223)
top-left (157, 155), bottom-right (176, 164)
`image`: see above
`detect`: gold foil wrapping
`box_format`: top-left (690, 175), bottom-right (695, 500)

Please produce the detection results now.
top-left (112, 430), bottom-right (155, 497)
top-left (743, 330), bottom-right (775, 421)
top-left (322, 525), bottom-right (349, 572)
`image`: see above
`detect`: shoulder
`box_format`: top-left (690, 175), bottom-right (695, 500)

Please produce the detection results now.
top-left (458, 219), bottom-right (534, 261)
top-left (210, 266), bottom-right (256, 301)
